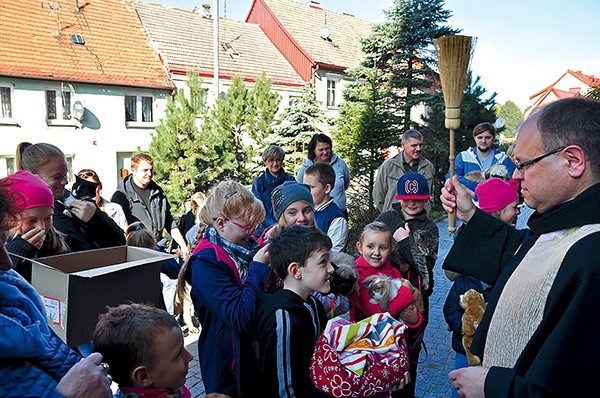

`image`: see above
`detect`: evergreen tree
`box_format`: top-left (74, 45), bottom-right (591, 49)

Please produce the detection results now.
top-left (149, 71), bottom-right (208, 214)
top-left (361, 0), bottom-right (459, 130)
top-left (211, 75), bottom-right (281, 184)
top-left (212, 76), bottom-right (249, 182)
top-left (494, 100), bottom-right (523, 139)
top-left (245, 73), bottom-right (281, 175)
top-left (585, 85), bottom-right (600, 100)
top-left (334, 65), bottom-right (398, 211)
top-left (272, 84), bottom-right (328, 174)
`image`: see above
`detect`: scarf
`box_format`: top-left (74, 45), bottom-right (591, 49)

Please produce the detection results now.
top-left (204, 226), bottom-right (259, 282)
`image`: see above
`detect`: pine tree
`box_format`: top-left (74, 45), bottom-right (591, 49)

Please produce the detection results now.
top-left (272, 83), bottom-right (328, 174)
top-left (210, 75), bottom-right (281, 184)
top-left (149, 71), bottom-right (208, 214)
top-left (334, 65), bottom-right (398, 211)
top-left (361, 0), bottom-right (459, 130)
top-left (245, 73), bottom-right (281, 175)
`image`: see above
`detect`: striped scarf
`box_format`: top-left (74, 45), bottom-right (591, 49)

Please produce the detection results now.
top-left (204, 226), bottom-right (259, 282)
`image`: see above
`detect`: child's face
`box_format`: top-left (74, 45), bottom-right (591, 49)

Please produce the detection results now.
top-left (356, 231), bottom-right (393, 268)
top-left (399, 198), bottom-right (426, 216)
top-left (37, 156), bottom-right (68, 199)
top-left (303, 174), bottom-right (330, 207)
top-left (219, 215), bottom-right (257, 246)
top-left (300, 247), bottom-right (333, 295)
top-left (265, 157), bottom-right (283, 176)
top-left (147, 326), bottom-right (193, 390)
top-left (497, 200), bottom-right (520, 225)
top-left (282, 201), bottom-right (314, 226)
top-left (9, 206), bottom-right (53, 238)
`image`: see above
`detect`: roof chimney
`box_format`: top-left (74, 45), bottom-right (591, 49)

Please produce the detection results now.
top-left (193, 4), bottom-right (211, 18)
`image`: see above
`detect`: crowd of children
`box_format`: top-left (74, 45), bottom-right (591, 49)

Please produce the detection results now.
top-left (1, 137), bottom-right (530, 398)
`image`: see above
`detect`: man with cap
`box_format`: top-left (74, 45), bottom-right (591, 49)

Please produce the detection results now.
top-left (450, 122), bottom-right (515, 192)
top-left (3, 170), bottom-right (69, 281)
top-left (374, 129), bottom-right (435, 214)
top-left (376, 172), bottom-right (439, 398)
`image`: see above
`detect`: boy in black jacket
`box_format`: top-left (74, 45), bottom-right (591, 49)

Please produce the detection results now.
top-left (255, 225), bottom-right (332, 398)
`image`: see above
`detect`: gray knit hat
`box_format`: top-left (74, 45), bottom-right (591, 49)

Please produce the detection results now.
top-left (271, 181), bottom-right (314, 221)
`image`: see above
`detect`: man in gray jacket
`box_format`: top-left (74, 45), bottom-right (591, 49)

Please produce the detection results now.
top-left (112, 153), bottom-right (188, 259)
top-left (373, 129), bottom-right (435, 214)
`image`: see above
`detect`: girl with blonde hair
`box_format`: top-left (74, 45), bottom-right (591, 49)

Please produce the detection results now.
top-left (16, 142), bottom-right (125, 251)
top-left (182, 180), bottom-right (269, 397)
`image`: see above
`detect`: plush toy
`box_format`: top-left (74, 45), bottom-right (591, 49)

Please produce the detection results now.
top-left (460, 289), bottom-right (486, 366)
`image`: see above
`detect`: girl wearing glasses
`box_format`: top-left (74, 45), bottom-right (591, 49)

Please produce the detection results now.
top-left (182, 180), bottom-right (269, 397)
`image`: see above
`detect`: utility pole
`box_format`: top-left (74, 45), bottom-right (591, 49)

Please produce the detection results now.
top-left (213, 0), bottom-right (219, 102)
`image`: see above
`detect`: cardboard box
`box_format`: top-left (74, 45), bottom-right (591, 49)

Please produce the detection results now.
top-left (32, 245), bottom-right (172, 347)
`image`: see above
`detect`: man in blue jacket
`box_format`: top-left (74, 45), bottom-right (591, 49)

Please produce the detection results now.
top-left (451, 122), bottom-right (514, 192)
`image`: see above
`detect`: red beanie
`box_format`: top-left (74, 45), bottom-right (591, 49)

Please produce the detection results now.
top-left (475, 178), bottom-right (519, 213)
top-left (2, 170), bottom-right (54, 211)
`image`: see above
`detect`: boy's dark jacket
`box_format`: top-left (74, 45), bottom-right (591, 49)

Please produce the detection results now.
top-left (376, 203), bottom-right (439, 296)
top-left (255, 289), bottom-right (329, 398)
top-left (443, 183), bottom-right (600, 397)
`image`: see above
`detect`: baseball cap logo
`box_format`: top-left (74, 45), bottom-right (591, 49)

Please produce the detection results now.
top-left (405, 179), bottom-right (419, 194)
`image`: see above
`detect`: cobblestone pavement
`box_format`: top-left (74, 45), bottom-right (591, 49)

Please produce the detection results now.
top-left (185, 217), bottom-right (459, 398)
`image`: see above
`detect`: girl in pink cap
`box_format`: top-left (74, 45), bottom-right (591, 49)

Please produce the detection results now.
top-left (3, 170), bottom-right (69, 281)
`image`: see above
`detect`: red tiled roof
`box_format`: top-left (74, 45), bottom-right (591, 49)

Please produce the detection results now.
top-left (260, 0), bottom-right (373, 70)
top-left (134, 2), bottom-right (305, 87)
top-left (569, 69), bottom-right (600, 87)
top-left (0, 0), bottom-right (173, 89)
top-left (529, 69), bottom-right (599, 100)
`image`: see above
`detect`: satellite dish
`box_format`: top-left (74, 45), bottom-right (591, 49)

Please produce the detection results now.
top-left (494, 117), bottom-right (506, 129)
top-left (71, 99), bottom-right (85, 121)
top-left (320, 25), bottom-right (330, 40)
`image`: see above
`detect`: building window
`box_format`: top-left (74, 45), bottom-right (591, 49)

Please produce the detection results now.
top-left (125, 95), bottom-right (154, 124)
top-left (326, 79), bottom-right (337, 107)
top-left (46, 89), bottom-right (71, 120)
top-left (0, 156), bottom-right (15, 178)
top-left (0, 87), bottom-right (12, 119)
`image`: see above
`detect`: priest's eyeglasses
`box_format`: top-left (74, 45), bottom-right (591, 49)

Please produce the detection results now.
top-left (514, 147), bottom-right (564, 172)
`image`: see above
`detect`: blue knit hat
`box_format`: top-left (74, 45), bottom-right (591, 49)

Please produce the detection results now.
top-left (395, 172), bottom-right (429, 200)
top-left (271, 181), bottom-right (314, 221)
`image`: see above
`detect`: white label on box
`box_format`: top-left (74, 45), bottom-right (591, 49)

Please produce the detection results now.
top-left (41, 295), bottom-right (62, 326)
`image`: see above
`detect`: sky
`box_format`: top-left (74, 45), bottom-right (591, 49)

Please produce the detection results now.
top-left (150, 0), bottom-right (600, 110)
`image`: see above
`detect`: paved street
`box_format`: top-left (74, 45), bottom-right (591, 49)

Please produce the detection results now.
top-left (184, 216), bottom-right (460, 398)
